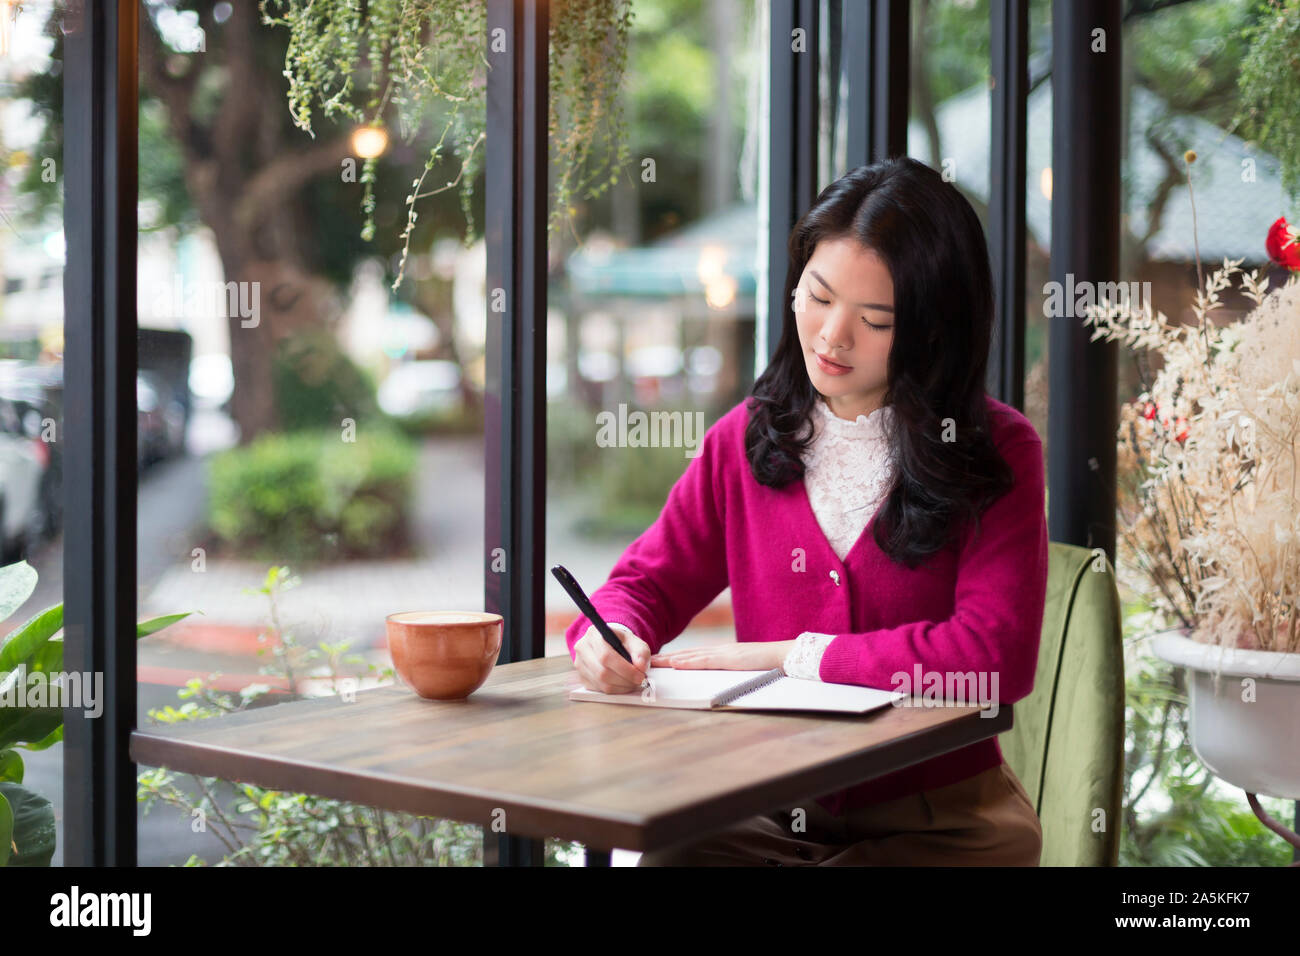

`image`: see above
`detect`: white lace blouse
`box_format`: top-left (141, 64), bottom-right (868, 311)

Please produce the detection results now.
top-left (780, 396), bottom-right (897, 680)
top-left (606, 396), bottom-right (896, 682)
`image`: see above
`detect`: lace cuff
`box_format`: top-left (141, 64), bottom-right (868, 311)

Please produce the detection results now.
top-left (782, 632), bottom-right (838, 680)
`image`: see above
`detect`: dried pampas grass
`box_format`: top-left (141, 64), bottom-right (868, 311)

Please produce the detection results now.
top-left (1086, 261), bottom-right (1300, 654)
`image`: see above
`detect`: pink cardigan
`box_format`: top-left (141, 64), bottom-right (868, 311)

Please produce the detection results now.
top-left (564, 393), bottom-right (1048, 817)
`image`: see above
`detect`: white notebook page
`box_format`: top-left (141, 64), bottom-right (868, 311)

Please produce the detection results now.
top-left (726, 675), bottom-right (902, 713)
top-left (643, 666), bottom-right (774, 704)
top-left (569, 666), bottom-right (904, 714)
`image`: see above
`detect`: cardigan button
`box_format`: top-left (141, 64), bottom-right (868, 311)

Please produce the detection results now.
top-left (829, 570), bottom-right (840, 586)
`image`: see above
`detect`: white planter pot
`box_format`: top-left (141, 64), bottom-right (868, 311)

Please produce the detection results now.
top-left (1150, 629), bottom-right (1300, 800)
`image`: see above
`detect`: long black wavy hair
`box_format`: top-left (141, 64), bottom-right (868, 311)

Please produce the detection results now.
top-left (745, 156), bottom-right (1014, 569)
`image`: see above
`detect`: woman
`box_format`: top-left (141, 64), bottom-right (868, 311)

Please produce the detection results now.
top-left (565, 156), bottom-right (1047, 866)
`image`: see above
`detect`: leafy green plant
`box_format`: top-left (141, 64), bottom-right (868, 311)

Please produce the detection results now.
top-left (596, 408), bottom-right (716, 537)
top-left (1120, 599), bottom-right (1297, 865)
top-left (391, 400), bottom-right (485, 439)
top-left (551, 400), bottom-right (718, 538)
top-left (137, 565), bottom-right (580, 865)
top-left (546, 397), bottom-right (610, 491)
top-left (0, 560), bottom-right (189, 866)
top-left (208, 426), bottom-right (417, 562)
top-left (587, 443), bottom-right (690, 537)
top-left (272, 328), bottom-right (384, 432)
top-left (1237, 0), bottom-right (1300, 203)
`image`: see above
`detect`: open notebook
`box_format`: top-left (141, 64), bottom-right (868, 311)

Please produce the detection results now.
top-left (568, 666), bottom-right (905, 714)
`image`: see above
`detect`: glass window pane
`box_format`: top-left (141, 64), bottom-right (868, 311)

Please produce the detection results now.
top-left (1025, 0), bottom-right (1051, 447)
top-left (1, 7), bottom-right (67, 867)
top-left (908, 0), bottom-right (992, 206)
top-left (545, 0), bottom-right (765, 865)
top-left (1115, 0), bottom-right (1300, 862)
top-left (134, 0), bottom-right (486, 866)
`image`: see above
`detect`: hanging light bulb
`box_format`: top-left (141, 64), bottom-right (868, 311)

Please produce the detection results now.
top-left (351, 125), bottom-right (389, 160)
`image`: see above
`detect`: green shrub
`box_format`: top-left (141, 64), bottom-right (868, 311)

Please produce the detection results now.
top-left (391, 399), bottom-right (484, 438)
top-left (547, 398), bottom-right (607, 490)
top-left (588, 443), bottom-right (690, 536)
top-left (209, 427), bottom-right (417, 562)
top-left (555, 400), bottom-right (717, 539)
top-left (272, 330), bottom-right (382, 432)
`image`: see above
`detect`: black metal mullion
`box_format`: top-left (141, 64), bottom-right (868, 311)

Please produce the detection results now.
top-left (767, 0), bottom-right (819, 364)
top-left (1048, 0), bottom-right (1120, 560)
top-left (988, 0), bottom-right (1029, 410)
top-left (62, 0), bottom-right (139, 867)
top-left (842, 1), bottom-right (908, 171)
top-left (869, 0), bottom-right (909, 164)
top-left (483, 0), bottom-right (547, 867)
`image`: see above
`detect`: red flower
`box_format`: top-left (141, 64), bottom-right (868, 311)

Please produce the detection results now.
top-left (1266, 217), bottom-right (1300, 271)
top-left (1158, 414), bottom-right (1189, 443)
top-left (1143, 401), bottom-right (1158, 420)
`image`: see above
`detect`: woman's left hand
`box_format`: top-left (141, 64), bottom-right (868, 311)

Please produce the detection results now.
top-left (651, 640), bottom-right (795, 671)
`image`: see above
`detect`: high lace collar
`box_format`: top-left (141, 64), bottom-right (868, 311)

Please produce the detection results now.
top-left (813, 396), bottom-right (892, 437)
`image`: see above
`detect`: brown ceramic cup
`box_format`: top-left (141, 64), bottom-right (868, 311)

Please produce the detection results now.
top-left (385, 610), bottom-right (504, 700)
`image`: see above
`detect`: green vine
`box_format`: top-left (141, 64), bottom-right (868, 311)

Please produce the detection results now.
top-left (259, 0), bottom-right (635, 290)
top-left (1237, 0), bottom-right (1300, 203)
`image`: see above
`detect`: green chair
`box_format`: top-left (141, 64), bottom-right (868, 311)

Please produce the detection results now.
top-left (1000, 541), bottom-right (1125, 866)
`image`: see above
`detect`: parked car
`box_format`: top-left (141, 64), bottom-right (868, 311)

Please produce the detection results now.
top-left (0, 392), bottom-right (51, 561)
top-left (139, 327), bottom-right (194, 458)
top-left (377, 360), bottom-right (464, 419)
top-left (136, 370), bottom-right (187, 468)
top-left (0, 365), bottom-right (63, 551)
top-left (137, 373), bottom-right (164, 468)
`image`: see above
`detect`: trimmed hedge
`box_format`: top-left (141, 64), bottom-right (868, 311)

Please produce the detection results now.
top-left (209, 428), bottom-right (418, 562)
top-left (272, 330), bottom-right (382, 432)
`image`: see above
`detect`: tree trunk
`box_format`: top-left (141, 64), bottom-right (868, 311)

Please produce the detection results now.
top-left (411, 278), bottom-right (482, 419)
top-left (140, 4), bottom-right (353, 446)
top-left (223, 258), bottom-right (342, 442)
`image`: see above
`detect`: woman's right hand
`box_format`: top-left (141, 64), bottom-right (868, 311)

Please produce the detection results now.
top-left (574, 623), bottom-right (652, 694)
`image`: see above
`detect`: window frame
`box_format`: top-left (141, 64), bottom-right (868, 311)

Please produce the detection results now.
top-left (58, 0), bottom-right (1118, 868)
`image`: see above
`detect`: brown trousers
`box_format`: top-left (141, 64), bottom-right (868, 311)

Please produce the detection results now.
top-left (637, 762), bottom-right (1042, 866)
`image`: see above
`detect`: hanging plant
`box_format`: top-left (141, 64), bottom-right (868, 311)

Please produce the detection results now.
top-left (1237, 0), bottom-right (1300, 203)
top-left (259, 0), bottom-right (635, 289)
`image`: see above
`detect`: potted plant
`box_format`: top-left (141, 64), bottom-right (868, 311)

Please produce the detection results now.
top-left (0, 560), bottom-right (188, 865)
top-left (1084, 184), bottom-right (1300, 805)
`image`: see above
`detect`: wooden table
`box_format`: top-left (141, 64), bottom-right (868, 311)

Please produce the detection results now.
top-left (130, 655), bottom-right (1012, 860)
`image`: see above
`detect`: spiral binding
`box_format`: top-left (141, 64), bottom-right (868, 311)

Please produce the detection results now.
top-left (711, 667), bottom-right (787, 708)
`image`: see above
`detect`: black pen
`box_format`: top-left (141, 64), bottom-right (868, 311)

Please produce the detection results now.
top-left (551, 564), bottom-right (649, 686)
